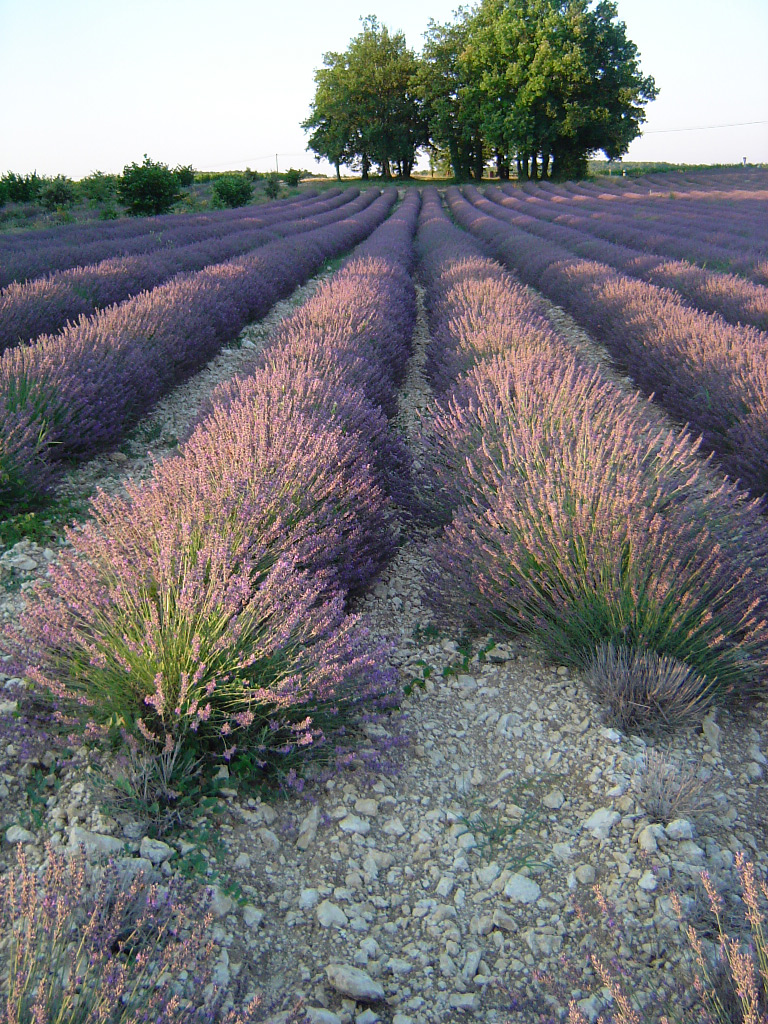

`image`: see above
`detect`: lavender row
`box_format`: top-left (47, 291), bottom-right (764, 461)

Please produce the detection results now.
top-left (0, 190), bottom-right (379, 352)
top-left (0, 186), bottom-right (322, 260)
top-left (508, 180), bottom-right (768, 275)
top-left (0, 189), bottom-right (349, 288)
top-left (513, 178), bottom-right (768, 253)
top-left (0, 190), bottom-right (397, 511)
top-left (480, 185), bottom-right (768, 331)
top-left (15, 195), bottom-right (420, 781)
top-left (501, 181), bottom-right (768, 283)
top-left (416, 188), bottom-right (768, 706)
top-left (447, 186), bottom-right (768, 498)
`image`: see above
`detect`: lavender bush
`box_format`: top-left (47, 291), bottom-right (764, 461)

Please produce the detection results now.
top-left (447, 186), bottom-right (768, 498)
top-left (482, 184), bottom-right (768, 331)
top-left (0, 187), bottom-right (336, 287)
top-left (0, 189), bottom-right (377, 351)
top-left (417, 190), bottom-right (768, 708)
top-left (0, 842), bottom-right (261, 1023)
top-left (16, 190), bottom-right (417, 788)
top-left (0, 189), bottom-right (398, 512)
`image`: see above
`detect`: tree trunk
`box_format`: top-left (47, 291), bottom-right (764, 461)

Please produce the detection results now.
top-left (541, 152), bottom-right (550, 180)
top-left (518, 154), bottom-right (529, 180)
top-left (334, 160), bottom-right (341, 181)
top-left (530, 153), bottom-right (539, 181)
top-left (473, 131), bottom-right (483, 181)
top-left (516, 155), bottom-right (524, 180)
top-left (362, 154), bottom-right (370, 181)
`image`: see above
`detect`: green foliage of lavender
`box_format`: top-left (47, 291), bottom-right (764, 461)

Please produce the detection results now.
top-left (417, 188), bottom-right (768, 706)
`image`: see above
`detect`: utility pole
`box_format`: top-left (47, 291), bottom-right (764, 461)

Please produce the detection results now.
top-left (275, 154), bottom-right (279, 174)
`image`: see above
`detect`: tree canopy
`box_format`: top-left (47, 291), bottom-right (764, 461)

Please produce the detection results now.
top-left (303, 3), bottom-right (657, 181)
top-left (302, 16), bottom-right (425, 180)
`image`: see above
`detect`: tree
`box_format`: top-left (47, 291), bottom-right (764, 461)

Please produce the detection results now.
top-left (302, 53), bottom-right (357, 180)
top-left (459, 0), bottom-right (657, 179)
top-left (418, 12), bottom-right (486, 180)
top-left (117, 156), bottom-right (183, 216)
top-left (303, 16), bottom-right (426, 179)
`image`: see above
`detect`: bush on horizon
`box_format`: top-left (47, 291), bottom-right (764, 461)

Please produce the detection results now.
top-left (117, 156), bottom-right (183, 216)
top-left (211, 172), bottom-right (253, 208)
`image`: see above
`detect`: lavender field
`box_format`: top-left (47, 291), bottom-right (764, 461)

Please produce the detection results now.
top-left (1, 174), bottom-right (768, 1023)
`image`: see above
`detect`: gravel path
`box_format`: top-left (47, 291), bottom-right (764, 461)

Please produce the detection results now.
top-left (1, 270), bottom-right (767, 1024)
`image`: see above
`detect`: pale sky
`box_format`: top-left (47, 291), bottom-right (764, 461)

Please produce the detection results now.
top-left (1, 0), bottom-right (766, 179)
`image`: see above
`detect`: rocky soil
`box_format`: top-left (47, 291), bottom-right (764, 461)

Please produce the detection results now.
top-left (1, 269), bottom-right (767, 1024)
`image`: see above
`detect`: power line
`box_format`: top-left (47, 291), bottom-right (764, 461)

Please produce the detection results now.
top-left (199, 152), bottom-right (310, 170)
top-left (644, 119), bottom-right (768, 135)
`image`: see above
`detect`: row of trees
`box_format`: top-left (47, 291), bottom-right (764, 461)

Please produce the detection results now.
top-left (303, 1), bottom-right (658, 181)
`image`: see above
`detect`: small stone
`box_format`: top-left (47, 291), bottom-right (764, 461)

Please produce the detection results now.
top-left (492, 908), bottom-right (518, 932)
top-left (257, 827), bottom-right (280, 851)
top-left (234, 852), bottom-right (251, 869)
top-left (448, 993), bottom-right (478, 1012)
top-left (209, 886), bottom-right (234, 919)
top-left (665, 819), bottom-right (694, 841)
top-left (243, 905), bottom-right (264, 929)
top-left (139, 836), bottom-right (174, 864)
top-left (551, 842), bottom-right (572, 862)
top-left (599, 727), bottom-right (622, 742)
top-left (638, 870), bottom-right (657, 891)
top-left (5, 826), bottom-right (35, 844)
top-left (356, 1010), bottom-right (380, 1024)
top-left (436, 875), bottom-right (455, 897)
top-left (387, 958), bottom-right (413, 977)
top-left (68, 827), bottom-right (124, 859)
top-left (392, 1016), bottom-right (414, 1024)
top-left (325, 964), bottom-right (385, 1001)
top-left (299, 888), bottom-right (320, 910)
top-left (575, 864), bottom-right (596, 885)
top-left (296, 806), bottom-right (320, 850)
top-left (702, 713), bottom-right (721, 752)
top-left (339, 815), bottom-right (371, 835)
top-left (354, 799), bottom-right (379, 816)
top-left (303, 1012), bottom-right (341, 1024)
top-left (12, 556), bottom-right (38, 571)
top-left (504, 873), bottom-right (541, 903)
top-left (542, 789), bottom-right (565, 809)
top-left (475, 862), bottom-right (501, 885)
top-left (637, 825), bottom-right (664, 853)
top-left (457, 832), bottom-right (477, 851)
top-left (383, 818), bottom-right (406, 836)
top-left (581, 808), bottom-right (620, 840)
top-left (317, 900), bottom-right (348, 929)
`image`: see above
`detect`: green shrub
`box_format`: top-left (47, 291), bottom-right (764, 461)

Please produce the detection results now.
top-left (2, 172), bottom-right (43, 204)
top-left (40, 175), bottom-right (76, 211)
top-left (282, 168), bottom-right (303, 187)
top-left (211, 172), bottom-right (253, 208)
top-left (117, 156), bottom-right (183, 216)
top-left (173, 164), bottom-right (195, 187)
top-left (79, 170), bottom-right (119, 204)
top-left (263, 174), bottom-right (281, 199)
